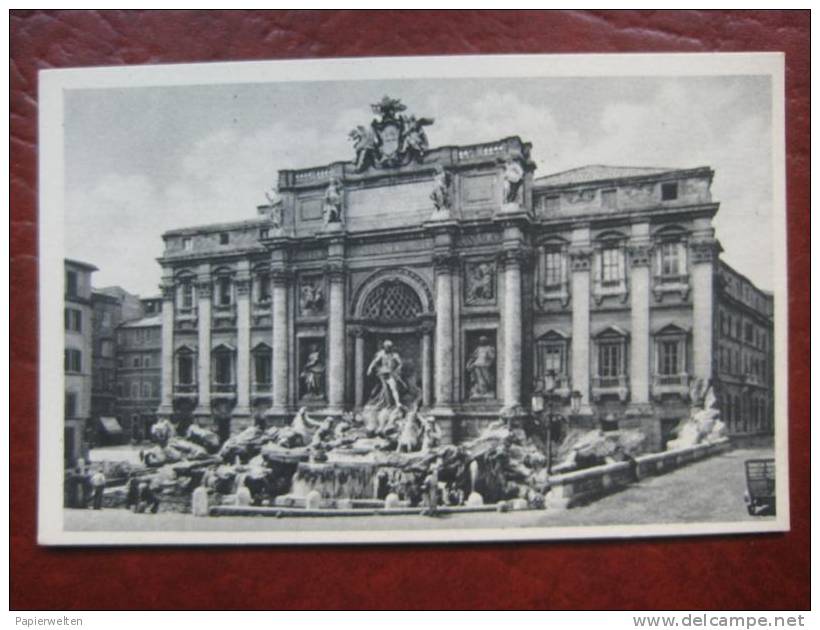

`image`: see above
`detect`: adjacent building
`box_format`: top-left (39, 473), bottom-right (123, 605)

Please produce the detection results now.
top-left (152, 99), bottom-right (774, 450)
top-left (90, 286), bottom-right (143, 444)
top-left (115, 297), bottom-right (163, 442)
top-left (714, 263), bottom-right (774, 436)
top-left (64, 258), bottom-right (97, 467)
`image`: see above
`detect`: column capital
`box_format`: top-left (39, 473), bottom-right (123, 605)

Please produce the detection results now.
top-left (160, 282), bottom-right (175, 301)
top-left (628, 243), bottom-right (653, 267)
top-left (235, 277), bottom-right (253, 296)
top-left (347, 325), bottom-right (367, 338)
top-left (270, 266), bottom-right (293, 285)
top-left (433, 252), bottom-right (459, 274)
top-left (568, 247), bottom-right (593, 271)
top-left (498, 246), bottom-right (531, 269)
top-left (195, 279), bottom-right (212, 297)
top-left (690, 238), bottom-right (721, 264)
top-left (417, 320), bottom-right (436, 336)
top-left (324, 261), bottom-right (346, 281)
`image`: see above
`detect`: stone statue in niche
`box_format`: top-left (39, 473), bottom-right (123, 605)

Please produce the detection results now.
top-left (299, 277), bottom-right (324, 316)
top-left (366, 339), bottom-right (405, 408)
top-left (466, 335), bottom-right (496, 399)
top-left (430, 165), bottom-right (451, 213)
top-left (465, 261), bottom-right (495, 304)
top-left (322, 177), bottom-right (344, 227)
top-left (502, 157), bottom-right (525, 204)
top-left (300, 342), bottom-right (325, 399)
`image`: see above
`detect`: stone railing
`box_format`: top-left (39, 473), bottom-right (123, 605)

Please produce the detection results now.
top-left (591, 375), bottom-right (630, 402)
top-left (652, 373), bottom-right (690, 400)
top-left (546, 437), bottom-right (731, 508)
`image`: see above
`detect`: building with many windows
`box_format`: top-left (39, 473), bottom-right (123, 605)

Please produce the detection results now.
top-left (115, 297), bottom-right (163, 442)
top-left (153, 100), bottom-right (774, 450)
top-left (714, 264), bottom-right (774, 436)
top-left (90, 286), bottom-right (142, 445)
top-left (64, 258), bottom-right (97, 467)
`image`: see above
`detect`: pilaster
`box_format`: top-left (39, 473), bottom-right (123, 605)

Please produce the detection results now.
top-left (193, 269), bottom-right (212, 421)
top-left (233, 264), bottom-right (252, 420)
top-left (629, 223), bottom-right (652, 405)
top-left (690, 237), bottom-right (721, 384)
top-left (157, 278), bottom-right (175, 418)
top-left (569, 225), bottom-right (593, 414)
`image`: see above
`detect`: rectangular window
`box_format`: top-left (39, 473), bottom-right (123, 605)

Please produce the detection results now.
top-left (661, 182), bottom-right (678, 201)
top-left (181, 281), bottom-right (194, 310)
top-left (543, 344), bottom-right (564, 375)
top-left (219, 232), bottom-right (230, 245)
top-left (259, 228), bottom-right (269, 240)
top-left (658, 340), bottom-right (680, 375)
top-left (543, 251), bottom-right (564, 288)
top-left (254, 352), bottom-right (272, 384)
top-left (143, 355), bottom-right (151, 368)
top-left (64, 349), bottom-right (82, 372)
top-left (182, 237), bottom-right (193, 251)
top-left (65, 391), bottom-right (77, 419)
top-left (132, 356), bottom-right (141, 368)
top-left (101, 339), bottom-right (113, 358)
top-left (178, 354), bottom-right (194, 385)
top-left (214, 353), bottom-right (233, 384)
top-left (131, 382), bottom-right (140, 399)
top-left (64, 308), bottom-right (82, 332)
top-left (745, 322), bottom-right (754, 343)
top-left (598, 342), bottom-right (622, 378)
top-left (218, 277), bottom-right (232, 306)
top-left (66, 271), bottom-right (78, 297)
top-left (659, 242), bottom-right (682, 276)
top-left (101, 311), bottom-right (112, 328)
top-left (257, 273), bottom-right (271, 303)
top-left (601, 189), bottom-right (617, 209)
top-left (601, 247), bottom-right (622, 284)
top-left (142, 382), bottom-right (151, 398)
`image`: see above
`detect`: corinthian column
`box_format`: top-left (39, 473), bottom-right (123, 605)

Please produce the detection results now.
top-left (268, 267), bottom-right (290, 422)
top-left (350, 326), bottom-right (366, 409)
top-left (157, 280), bottom-right (175, 418)
top-left (691, 237), bottom-right (719, 383)
top-left (501, 249), bottom-right (526, 413)
top-left (326, 261), bottom-right (346, 414)
top-left (433, 254), bottom-right (456, 415)
top-left (194, 273), bottom-right (212, 421)
top-left (569, 236), bottom-right (592, 413)
top-left (629, 229), bottom-right (652, 405)
top-left (234, 271), bottom-right (252, 420)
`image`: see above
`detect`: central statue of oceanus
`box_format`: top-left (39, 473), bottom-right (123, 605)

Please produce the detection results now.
top-left (349, 96), bottom-right (435, 172)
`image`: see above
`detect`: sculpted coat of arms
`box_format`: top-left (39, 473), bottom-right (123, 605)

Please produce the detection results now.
top-left (349, 96), bottom-right (435, 171)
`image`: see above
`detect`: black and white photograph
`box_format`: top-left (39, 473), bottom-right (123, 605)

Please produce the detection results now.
top-left (39, 52), bottom-right (788, 545)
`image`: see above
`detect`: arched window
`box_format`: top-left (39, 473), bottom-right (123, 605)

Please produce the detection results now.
top-left (361, 280), bottom-right (422, 321)
top-left (176, 347), bottom-right (195, 386)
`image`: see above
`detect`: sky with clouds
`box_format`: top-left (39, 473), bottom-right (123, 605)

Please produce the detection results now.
top-left (64, 74), bottom-right (774, 296)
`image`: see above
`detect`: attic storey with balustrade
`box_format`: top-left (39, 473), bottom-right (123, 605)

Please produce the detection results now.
top-left (155, 98), bottom-right (773, 448)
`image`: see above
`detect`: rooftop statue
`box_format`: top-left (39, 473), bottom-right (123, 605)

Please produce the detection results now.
top-left (349, 96), bottom-right (435, 171)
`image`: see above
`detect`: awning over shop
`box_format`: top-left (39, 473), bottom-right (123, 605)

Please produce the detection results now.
top-left (98, 416), bottom-right (123, 435)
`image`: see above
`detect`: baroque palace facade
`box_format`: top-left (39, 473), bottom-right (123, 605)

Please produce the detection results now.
top-left (154, 98), bottom-right (773, 448)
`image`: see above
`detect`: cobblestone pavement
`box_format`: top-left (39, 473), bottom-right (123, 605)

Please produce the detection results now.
top-left (64, 444), bottom-right (776, 534)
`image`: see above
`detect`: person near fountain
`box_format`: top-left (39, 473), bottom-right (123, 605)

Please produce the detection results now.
top-left (366, 339), bottom-right (404, 407)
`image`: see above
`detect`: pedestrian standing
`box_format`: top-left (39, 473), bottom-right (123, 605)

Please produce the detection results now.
top-left (90, 467), bottom-right (106, 510)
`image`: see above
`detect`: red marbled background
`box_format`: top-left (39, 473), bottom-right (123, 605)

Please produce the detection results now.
top-left (10, 10), bottom-right (809, 610)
